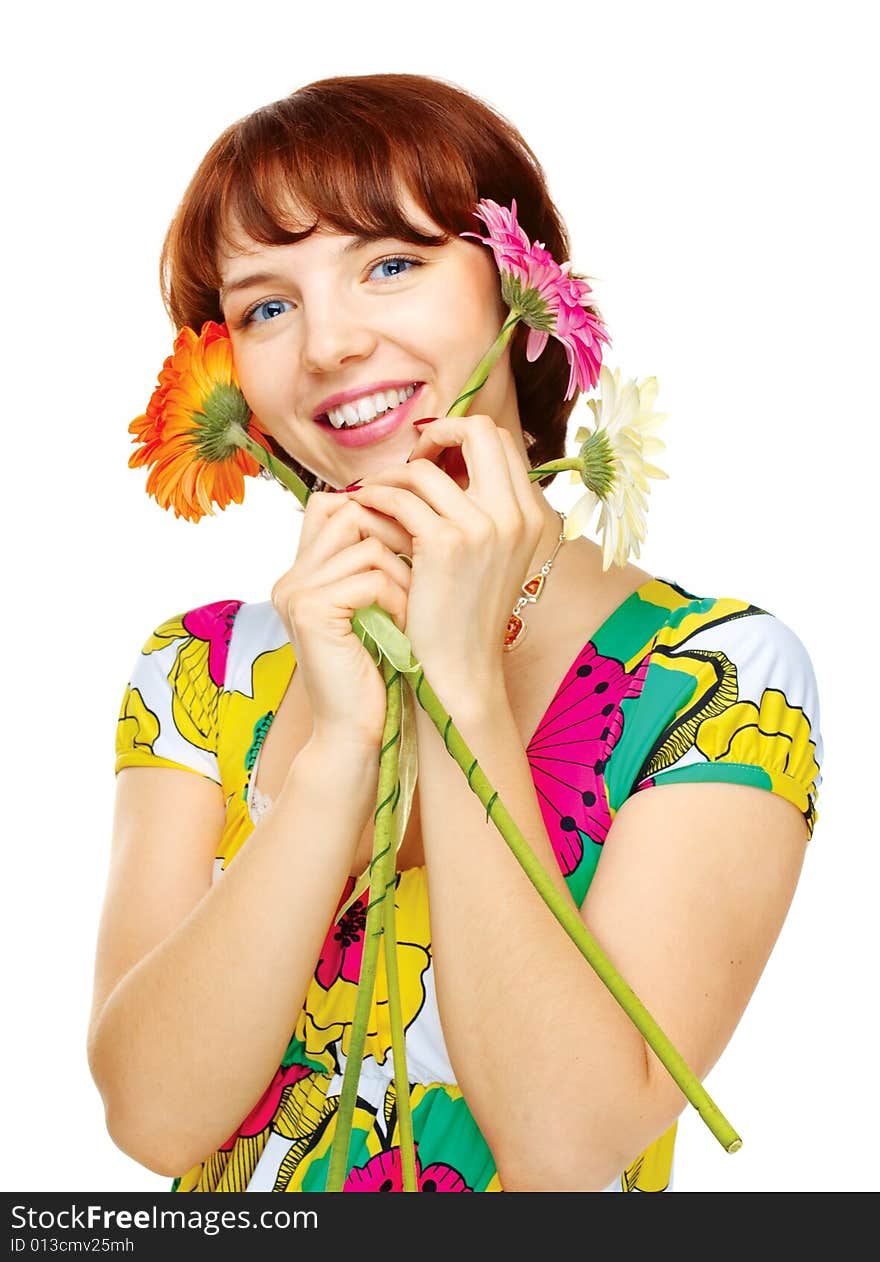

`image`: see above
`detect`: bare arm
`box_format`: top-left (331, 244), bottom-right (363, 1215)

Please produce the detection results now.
top-left (87, 739), bottom-right (377, 1177)
top-left (416, 689), bottom-right (807, 1191)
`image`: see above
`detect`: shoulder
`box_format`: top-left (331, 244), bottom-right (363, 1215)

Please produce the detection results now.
top-left (134, 598), bottom-right (289, 688)
top-left (220, 599), bottom-right (290, 692)
top-left (116, 599), bottom-right (245, 781)
top-left (610, 578), bottom-right (823, 839)
top-left (644, 578), bottom-right (820, 706)
top-left (122, 596), bottom-right (293, 726)
top-left (116, 598), bottom-right (290, 782)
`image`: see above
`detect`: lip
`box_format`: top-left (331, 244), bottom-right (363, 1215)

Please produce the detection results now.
top-left (312, 380), bottom-right (424, 421)
top-left (315, 383), bottom-right (426, 448)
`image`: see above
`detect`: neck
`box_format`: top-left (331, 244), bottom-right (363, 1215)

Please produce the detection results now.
top-left (527, 492), bottom-right (567, 575)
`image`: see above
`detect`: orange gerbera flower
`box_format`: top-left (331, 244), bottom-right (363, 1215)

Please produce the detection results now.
top-left (130, 320), bottom-right (273, 522)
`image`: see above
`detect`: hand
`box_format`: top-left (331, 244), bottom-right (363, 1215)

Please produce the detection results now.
top-left (271, 493), bottom-right (414, 748)
top-left (346, 416), bottom-right (545, 707)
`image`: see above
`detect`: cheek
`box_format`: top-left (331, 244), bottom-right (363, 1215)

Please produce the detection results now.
top-left (466, 249), bottom-right (507, 323)
top-left (233, 349), bottom-right (292, 427)
top-left (229, 343), bottom-right (256, 401)
top-left (416, 295), bottom-right (502, 374)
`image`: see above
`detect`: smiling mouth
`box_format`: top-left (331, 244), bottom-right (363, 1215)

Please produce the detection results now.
top-left (316, 383), bottom-right (422, 430)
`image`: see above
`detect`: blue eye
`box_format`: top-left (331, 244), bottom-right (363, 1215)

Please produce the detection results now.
top-left (248, 298), bottom-right (293, 323)
top-left (369, 256), bottom-right (420, 281)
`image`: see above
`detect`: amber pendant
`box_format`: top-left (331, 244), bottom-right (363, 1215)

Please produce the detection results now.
top-left (504, 612), bottom-right (526, 651)
top-left (522, 570), bottom-right (547, 604)
top-left (503, 571), bottom-right (547, 651)
top-left (502, 514), bottom-right (567, 653)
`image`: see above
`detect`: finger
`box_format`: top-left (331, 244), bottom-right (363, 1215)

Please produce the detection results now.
top-left (306, 535), bottom-right (414, 592)
top-left (407, 420), bottom-right (452, 465)
top-left (345, 481), bottom-right (450, 543)
top-left (298, 489), bottom-right (352, 552)
top-left (300, 494), bottom-right (413, 562)
top-left (356, 458), bottom-right (490, 535)
top-left (495, 426), bottom-right (546, 540)
top-left (306, 571), bottom-right (410, 634)
top-left (403, 415), bottom-right (516, 507)
top-left (405, 416), bottom-right (530, 543)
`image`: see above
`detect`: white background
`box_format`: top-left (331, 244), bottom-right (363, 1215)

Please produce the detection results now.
top-left (2, 0), bottom-right (876, 1194)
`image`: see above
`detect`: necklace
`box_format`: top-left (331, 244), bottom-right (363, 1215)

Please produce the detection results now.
top-left (503, 512), bottom-right (568, 651)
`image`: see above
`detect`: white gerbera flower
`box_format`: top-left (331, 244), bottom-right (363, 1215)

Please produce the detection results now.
top-left (564, 364), bottom-right (668, 569)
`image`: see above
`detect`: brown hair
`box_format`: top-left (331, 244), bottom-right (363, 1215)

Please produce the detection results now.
top-left (161, 74), bottom-right (590, 491)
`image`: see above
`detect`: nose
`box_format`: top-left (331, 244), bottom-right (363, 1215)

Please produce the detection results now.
top-left (300, 289), bottom-right (376, 375)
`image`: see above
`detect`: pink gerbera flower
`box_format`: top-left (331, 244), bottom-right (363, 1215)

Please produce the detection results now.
top-left (463, 199), bottom-right (610, 397)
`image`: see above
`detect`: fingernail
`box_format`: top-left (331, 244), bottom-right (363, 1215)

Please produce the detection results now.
top-left (412, 417), bottom-right (438, 428)
top-left (343, 481), bottom-right (364, 491)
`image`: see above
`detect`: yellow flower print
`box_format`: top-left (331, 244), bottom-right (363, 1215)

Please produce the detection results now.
top-left (272, 1075), bottom-right (342, 1191)
top-left (116, 686), bottom-right (160, 758)
top-left (695, 688), bottom-right (820, 817)
top-left (142, 601), bottom-right (241, 753)
top-left (621, 1120), bottom-right (678, 1192)
top-left (641, 649), bottom-right (738, 778)
top-left (295, 870), bottom-right (432, 1066)
top-left (141, 615), bottom-right (189, 657)
top-left (650, 595), bottom-right (760, 657)
top-left (215, 642), bottom-right (294, 793)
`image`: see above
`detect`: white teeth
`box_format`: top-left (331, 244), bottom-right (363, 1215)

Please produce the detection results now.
top-left (325, 384), bottom-right (418, 429)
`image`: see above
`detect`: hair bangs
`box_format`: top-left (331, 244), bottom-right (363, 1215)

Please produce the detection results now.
top-left (161, 75), bottom-right (580, 494)
top-left (209, 98), bottom-right (489, 277)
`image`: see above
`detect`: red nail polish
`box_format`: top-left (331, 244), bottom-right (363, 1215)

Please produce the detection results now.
top-left (342, 481), bottom-right (364, 491)
top-left (412, 417), bottom-right (438, 428)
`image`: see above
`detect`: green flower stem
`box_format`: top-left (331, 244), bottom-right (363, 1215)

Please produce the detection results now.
top-left (231, 367), bottom-right (741, 1159)
top-left (403, 663), bottom-right (742, 1156)
top-left (380, 664), bottom-right (418, 1191)
top-left (446, 313), bottom-right (520, 417)
top-left (233, 409), bottom-right (582, 497)
top-left (325, 663), bottom-right (404, 1192)
top-left (231, 427), bottom-right (395, 660)
top-left (527, 458), bottom-right (582, 479)
top-left (230, 427), bottom-right (312, 507)
top-left (238, 422), bottom-right (419, 1187)
top-left (382, 866), bottom-right (419, 1191)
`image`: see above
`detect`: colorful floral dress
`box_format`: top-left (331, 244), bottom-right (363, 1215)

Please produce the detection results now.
top-left (115, 578), bottom-right (823, 1193)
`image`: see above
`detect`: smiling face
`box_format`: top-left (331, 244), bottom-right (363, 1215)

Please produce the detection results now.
top-left (218, 193), bottom-right (522, 488)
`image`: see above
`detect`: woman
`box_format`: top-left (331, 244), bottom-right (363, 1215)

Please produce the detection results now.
top-left (87, 74), bottom-right (823, 1193)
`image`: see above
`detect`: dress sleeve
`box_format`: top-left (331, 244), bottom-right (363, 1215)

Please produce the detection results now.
top-left (630, 607), bottom-right (823, 840)
top-left (115, 600), bottom-right (243, 786)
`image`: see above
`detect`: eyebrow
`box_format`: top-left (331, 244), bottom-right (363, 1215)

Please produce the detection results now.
top-left (220, 270), bottom-right (291, 303)
top-left (219, 234), bottom-right (408, 303)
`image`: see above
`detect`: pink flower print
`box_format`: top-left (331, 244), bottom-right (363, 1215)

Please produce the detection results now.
top-left (220, 1061), bottom-right (311, 1150)
top-left (463, 199), bottom-right (610, 397)
top-left (343, 1147), bottom-right (472, 1192)
top-left (315, 881), bottom-right (367, 991)
top-left (344, 1149), bottom-right (401, 1192)
top-left (527, 643), bottom-right (650, 875)
top-left (182, 599), bottom-right (242, 686)
top-left (418, 1162), bottom-right (471, 1192)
